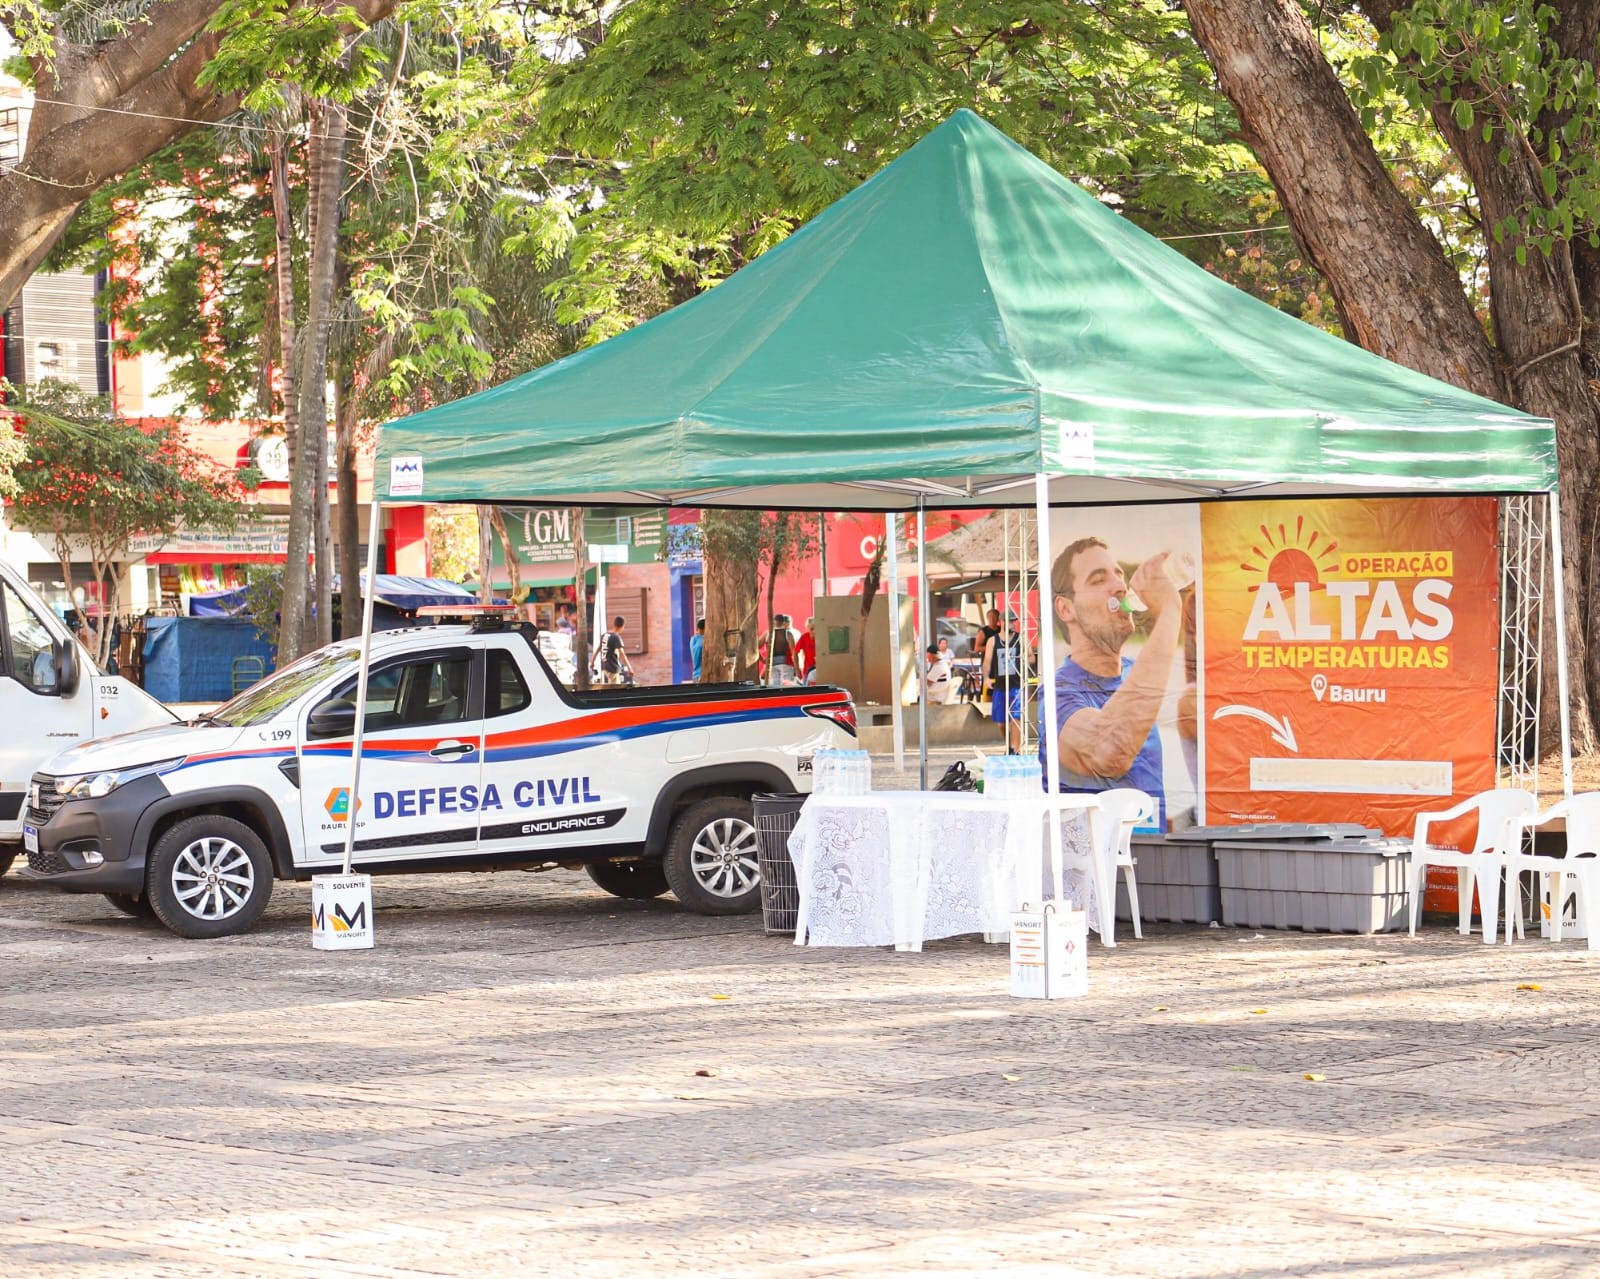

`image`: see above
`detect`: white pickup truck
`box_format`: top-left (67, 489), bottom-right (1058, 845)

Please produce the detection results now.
top-left (0, 560), bottom-right (177, 874)
top-left (20, 614), bottom-right (855, 937)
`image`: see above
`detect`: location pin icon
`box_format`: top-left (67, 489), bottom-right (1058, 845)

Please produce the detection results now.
top-left (1311, 674), bottom-right (1328, 701)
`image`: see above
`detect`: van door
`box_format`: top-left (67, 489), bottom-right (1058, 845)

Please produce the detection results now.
top-left (296, 647), bottom-right (483, 867)
top-left (0, 580), bottom-right (92, 839)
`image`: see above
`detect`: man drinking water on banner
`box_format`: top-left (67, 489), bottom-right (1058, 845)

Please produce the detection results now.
top-left (1040, 536), bottom-right (1195, 829)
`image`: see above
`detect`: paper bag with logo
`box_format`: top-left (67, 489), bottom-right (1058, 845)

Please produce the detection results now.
top-left (1009, 902), bottom-right (1087, 999)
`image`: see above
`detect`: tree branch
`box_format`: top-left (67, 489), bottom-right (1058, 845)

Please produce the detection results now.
top-left (1180, 0), bottom-right (1505, 399)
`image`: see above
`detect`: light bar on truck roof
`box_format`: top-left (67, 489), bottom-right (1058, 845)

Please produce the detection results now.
top-left (412, 603), bottom-right (517, 618)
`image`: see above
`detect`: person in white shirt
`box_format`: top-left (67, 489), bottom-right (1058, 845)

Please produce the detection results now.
top-left (922, 643), bottom-right (954, 704)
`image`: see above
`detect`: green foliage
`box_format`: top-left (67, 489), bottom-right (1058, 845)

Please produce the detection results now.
top-left (9, 382), bottom-right (251, 547)
top-left (527, 0), bottom-right (1284, 336)
top-left (65, 130), bottom-right (283, 420)
top-left (8, 380), bottom-right (253, 662)
top-left (199, 0), bottom-right (387, 110)
top-left (1351, 1), bottom-right (1600, 260)
top-left (242, 563), bottom-right (285, 652)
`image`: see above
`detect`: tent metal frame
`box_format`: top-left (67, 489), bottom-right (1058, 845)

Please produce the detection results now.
top-left (1496, 493), bottom-right (1573, 803)
top-left (339, 482), bottom-right (1575, 883)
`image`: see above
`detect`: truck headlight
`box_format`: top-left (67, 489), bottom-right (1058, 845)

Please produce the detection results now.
top-left (63, 757), bottom-right (186, 800)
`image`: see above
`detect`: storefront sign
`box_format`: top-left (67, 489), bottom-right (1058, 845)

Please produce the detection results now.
top-left (128, 517), bottom-right (292, 558)
top-left (492, 507), bottom-right (666, 568)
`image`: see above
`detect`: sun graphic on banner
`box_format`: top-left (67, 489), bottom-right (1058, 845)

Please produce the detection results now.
top-left (1239, 515), bottom-right (1340, 593)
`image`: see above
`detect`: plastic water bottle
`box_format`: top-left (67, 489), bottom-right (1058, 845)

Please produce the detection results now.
top-left (855, 749), bottom-right (873, 794)
top-left (814, 748), bottom-right (839, 794)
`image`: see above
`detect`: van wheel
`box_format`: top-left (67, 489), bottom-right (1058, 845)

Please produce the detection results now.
top-left (586, 859), bottom-right (671, 900)
top-left (145, 816), bottom-right (273, 939)
top-left (664, 796), bottom-right (761, 916)
top-left (103, 892), bottom-right (156, 919)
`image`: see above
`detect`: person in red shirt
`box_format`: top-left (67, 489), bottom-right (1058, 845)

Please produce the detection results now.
top-left (794, 616), bottom-right (818, 684)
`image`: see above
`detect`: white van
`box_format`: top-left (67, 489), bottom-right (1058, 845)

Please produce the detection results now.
top-left (0, 560), bottom-right (177, 872)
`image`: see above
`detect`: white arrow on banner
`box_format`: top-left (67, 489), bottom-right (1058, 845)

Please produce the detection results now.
top-left (1211, 704), bottom-right (1298, 752)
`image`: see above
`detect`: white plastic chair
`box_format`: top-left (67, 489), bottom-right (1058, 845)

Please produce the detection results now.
top-left (1090, 788), bottom-right (1155, 943)
top-left (1504, 793), bottom-right (1600, 949)
top-left (1406, 789), bottom-right (1537, 944)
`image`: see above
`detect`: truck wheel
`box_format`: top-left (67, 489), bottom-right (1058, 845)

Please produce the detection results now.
top-left (0, 848), bottom-right (14, 877)
top-left (145, 816), bottom-right (273, 939)
top-left (586, 859), bottom-right (671, 900)
top-left (103, 892), bottom-right (156, 918)
top-left (664, 796), bottom-right (761, 916)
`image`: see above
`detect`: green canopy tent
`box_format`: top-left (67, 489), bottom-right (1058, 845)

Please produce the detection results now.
top-left (376, 109), bottom-right (1555, 511)
top-left (349, 109), bottom-right (1566, 878)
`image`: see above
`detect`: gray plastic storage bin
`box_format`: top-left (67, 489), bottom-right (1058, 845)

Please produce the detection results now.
top-left (1215, 840), bottom-right (1410, 934)
top-left (1115, 835), bottom-right (1222, 924)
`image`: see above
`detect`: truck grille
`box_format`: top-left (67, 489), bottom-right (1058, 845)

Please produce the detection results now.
top-left (25, 772), bottom-right (66, 827)
top-left (26, 847), bottom-right (69, 876)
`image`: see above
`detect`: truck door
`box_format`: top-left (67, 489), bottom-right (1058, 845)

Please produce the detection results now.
top-left (0, 579), bottom-right (92, 839)
top-left (475, 638), bottom-right (641, 856)
top-left (297, 647), bottom-right (483, 867)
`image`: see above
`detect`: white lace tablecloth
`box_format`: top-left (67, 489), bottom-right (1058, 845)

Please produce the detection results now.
top-left (786, 792), bottom-right (1098, 952)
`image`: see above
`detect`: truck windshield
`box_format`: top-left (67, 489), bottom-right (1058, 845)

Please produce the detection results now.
top-left (207, 647), bottom-right (361, 727)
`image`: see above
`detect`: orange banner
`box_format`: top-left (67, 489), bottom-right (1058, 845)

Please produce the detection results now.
top-left (1200, 499), bottom-right (1499, 881)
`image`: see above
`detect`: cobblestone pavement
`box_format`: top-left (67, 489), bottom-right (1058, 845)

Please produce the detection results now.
top-left (4, 778), bottom-right (1600, 1276)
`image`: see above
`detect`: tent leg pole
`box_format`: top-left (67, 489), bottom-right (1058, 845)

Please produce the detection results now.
top-left (819, 515), bottom-right (828, 594)
top-left (917, 496), bottom-right (929, 790)
top-left (1035, 474), bottom-right (1061, 796)
top-left (886, 513), bottom-right (904, 775)
top-left (341, 497), bottom-right (385, 877)
top-left (1551, 489), bottom-right (1573, 798)
top-left (1036, 475), bottom-right (1070, 919)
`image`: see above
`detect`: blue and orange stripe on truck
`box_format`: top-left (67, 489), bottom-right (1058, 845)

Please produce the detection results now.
top-left (173, 690), bottom-right (851, 772)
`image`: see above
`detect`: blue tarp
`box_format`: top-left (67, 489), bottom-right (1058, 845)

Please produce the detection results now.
top-left (185, 575), bottom-right (476, 617)
top-left (188, 586), bottom-right (248, 617)
top-left (142, 617), bottom-right (276, 703)
top-left (357, 574), bottom-right (477, 612)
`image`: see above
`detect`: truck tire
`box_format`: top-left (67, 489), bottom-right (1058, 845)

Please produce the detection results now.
top-left (663, 796), bottom-right (761, 916)
top-left (586, 859), bottom-right (671, 900)
top-left (0, 848), bottom-right (14, 877)
top-left (103, 892), bottom-right (156, 919)
top-left (145, 815), bottom-right (274, 939)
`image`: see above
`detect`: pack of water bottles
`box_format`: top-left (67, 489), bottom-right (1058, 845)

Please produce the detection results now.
top-left (984, 753), bottom-right (1043, 799)
top-left (813, 748), bottom-right (873, 795)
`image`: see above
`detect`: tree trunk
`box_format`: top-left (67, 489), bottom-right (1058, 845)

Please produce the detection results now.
top-left (572, 509), bottom-right (591, 690)
top-left (0, 0), bottom-right (398, 310)
top-left (1181, 0), bottom-right (1599, 754)
top-left (279, 99), bottom-right (349, 661)
top-left (338, 331), bottom-right (393, 639)
top-left (700, 510), bottom-right (762, 682)
top-left (489, 507), bottom-right (523, 614)
top-left (334, 367), bottom-right (362, 640)
top-left (477, 506), bottom-right (494, 605)
top-left (269, 127), bottom-right (307, 660)
top-left (857, 531), bottom-right (886, 699)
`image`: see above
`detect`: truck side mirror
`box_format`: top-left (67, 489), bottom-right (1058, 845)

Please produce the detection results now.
top-left (307, 699), bottom-right (357, 739)
top-left (53, 638), bottom-right (79, 697)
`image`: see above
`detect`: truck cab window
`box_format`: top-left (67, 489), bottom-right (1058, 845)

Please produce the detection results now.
top-left (308, 654), bottom-right (473, 739)
top-left (486, 649), bottom-right (531, 718)
top-left (3, 583), bottom-right (59, 695)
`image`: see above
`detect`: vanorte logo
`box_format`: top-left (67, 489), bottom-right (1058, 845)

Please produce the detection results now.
top-left (311, 899), bottom-right (367, 933)
top-left (1310, 673), bottom-right (1387, 704)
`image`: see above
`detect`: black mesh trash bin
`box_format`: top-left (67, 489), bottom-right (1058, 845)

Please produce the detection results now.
top-left (753, 792), bottom-right (807, 936)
